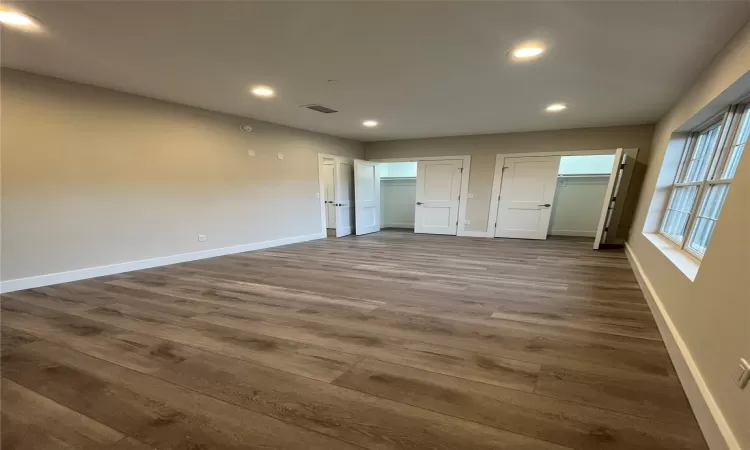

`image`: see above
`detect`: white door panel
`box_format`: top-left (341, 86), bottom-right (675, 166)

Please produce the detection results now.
top-left (421, 207), bottom-right (452, 227)
top-left (335, 161), bottom-right (355, 237)
top-left (326, 203), bottom-right (335, 228)
top-left (495, 156), bottom-right (560, 239)
top-left (415, 160), bottom-right (463, 235)
top-left (354, 160), bottom-right (381, 235)
top-left (323, 163), bottom-right (336, 228)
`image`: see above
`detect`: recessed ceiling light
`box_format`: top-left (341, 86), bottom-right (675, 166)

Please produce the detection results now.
top-left (0, 9), bottom-right (41, 31)
top-left (545, 103), bottom-right (567, 112)
top-left (251, 85), bottom-right (275, 98)
top-left (510, 43), bottom-right (545, 61)
top-left (362, 120), bottom-right (378, 128)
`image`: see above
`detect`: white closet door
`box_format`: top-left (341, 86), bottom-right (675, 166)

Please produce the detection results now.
top-left (354, 160), bottom-right (381, 235)
top-left (335, 160), bottom-right (355, 237)
top-left (593, 148), bottom-right (625, 249)
top-left (495, 156), bottom-right (561, 239)
top-left (414, 160), bottom-right (463, 235)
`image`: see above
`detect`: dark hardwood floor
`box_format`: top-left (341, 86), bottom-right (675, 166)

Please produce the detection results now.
top-left (1, 230), bottom-right (707, 449)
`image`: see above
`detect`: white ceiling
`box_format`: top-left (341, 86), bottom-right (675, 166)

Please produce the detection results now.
top-left (2, 1), bottom-right (749, 141)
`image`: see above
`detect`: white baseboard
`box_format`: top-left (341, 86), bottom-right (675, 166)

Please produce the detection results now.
top-left (0, 232), bottom-right (326, 294)
top-left (458, 230), bottom-right (493, 238)
top-left (625, 243), bottom-right (738, 450)
top-left (549, 229), bottom-right (597, 237)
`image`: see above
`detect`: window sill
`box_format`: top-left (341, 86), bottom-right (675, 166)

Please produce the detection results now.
top-left (642, 233), bottom-right (700, 282)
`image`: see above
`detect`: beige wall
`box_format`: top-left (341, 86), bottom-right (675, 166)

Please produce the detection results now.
top-left (0, 69), bottom-right (363, 281)
top-left (627, 22), bottom-right (750, 449)
top-left (364, 124), bottom-right (654, 234)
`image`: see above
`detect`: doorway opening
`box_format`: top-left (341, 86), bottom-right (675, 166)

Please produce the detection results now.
top-left (319, 154), bottom-right (471, 238)
top-left (317, 154), bottom-right (354, 238)
top-left (380, 162), bottom-right (417, 231)
top-left (489, 149), bottom-right (638, 249)
top-left (359, 156), bottom-right (469, 236)
top-left (549, 154), bottom-right (616, 238)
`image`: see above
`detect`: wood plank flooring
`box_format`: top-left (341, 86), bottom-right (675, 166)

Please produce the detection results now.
top-left (1, 230), bottom-right (707, 449)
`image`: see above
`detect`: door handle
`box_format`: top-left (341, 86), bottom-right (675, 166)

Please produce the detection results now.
top-left (538, 204), bottom-right (551, 207)
top-left (416, 202), bottom-right (424, 205)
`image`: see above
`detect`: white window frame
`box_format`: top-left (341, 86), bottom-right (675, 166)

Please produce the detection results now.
top-left (659, 102), bottom-right (748, 259)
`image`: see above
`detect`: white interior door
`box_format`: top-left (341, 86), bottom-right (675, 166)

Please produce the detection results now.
top-left (415, 160), bottom-right (463, 235)
top-left (335, 160), bottom-right (355, 237)
top-left (323, 163), bottom-right (336, 228)
top-left (495, 156), bottom-right (561, 239)
top-left (354, 160), bottom-right (381, 235)
top-left (594, 148), bottom-right (626, 249)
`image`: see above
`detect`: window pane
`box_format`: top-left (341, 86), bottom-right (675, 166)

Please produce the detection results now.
top-left (661, 185), bottom-right (698, 241)
top-left (686, 184), bottom-right (730, 255)
top-left (701, 183), bottom-right (729, 219)
top-left (662, 210), bottom-right (690, 241)
top-left (683, 125), bottom-right (721, 182)
top-left (669, 185), bottom-right (698, 213)
top-left (722, 110), bottom-right (749, 179)
top-left (687, 218), bottom-right (716, 256)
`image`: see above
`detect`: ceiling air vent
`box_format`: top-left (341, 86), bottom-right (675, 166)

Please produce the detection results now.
top-left (302, 104), bottom-right (338, 114)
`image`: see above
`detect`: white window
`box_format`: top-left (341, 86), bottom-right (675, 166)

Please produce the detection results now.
top-left (660, 102), bottom-right (748, 258)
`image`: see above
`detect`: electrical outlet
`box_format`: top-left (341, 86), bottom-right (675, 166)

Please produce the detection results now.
top-left (736, 358), bottom-right (750, 389)
top-left (464, 220), bottom-right (471, 225)
top-left (198, 235), bottom-right (207, 242)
